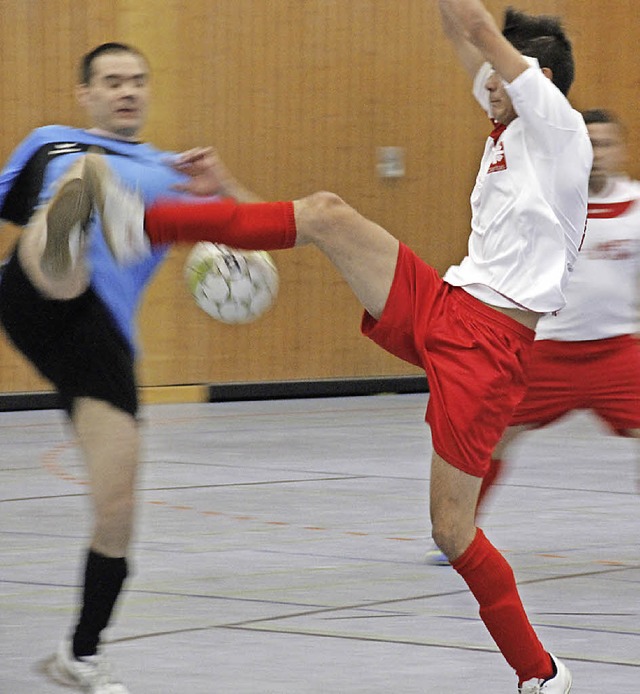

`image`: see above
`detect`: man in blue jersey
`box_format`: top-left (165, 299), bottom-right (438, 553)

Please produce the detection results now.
top-left (0, 43), bottom-right (256, 694)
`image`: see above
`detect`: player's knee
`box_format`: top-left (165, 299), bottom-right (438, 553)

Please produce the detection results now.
top-left (430, 524), bottom-right (453, 559)
top-left (431, 518), bottom-right (472, 561)
top-left (295, 191), bottom-right (354, 243)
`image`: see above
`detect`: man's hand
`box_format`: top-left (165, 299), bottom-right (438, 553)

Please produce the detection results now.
top-left (171, 147), bottom-right (230, 197)
top-left (171, 147), bottom-right (262, 202)
top-left (439, 0), bottom-right (528, 83)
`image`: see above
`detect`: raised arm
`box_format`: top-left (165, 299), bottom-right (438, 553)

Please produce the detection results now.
top-left (439, 0), bottom-right (529, 83)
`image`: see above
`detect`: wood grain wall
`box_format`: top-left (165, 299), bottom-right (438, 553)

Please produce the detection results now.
top-left (0, 1), bottom-right (638, 392)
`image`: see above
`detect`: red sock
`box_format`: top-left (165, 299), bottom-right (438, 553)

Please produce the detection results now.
top-left (144, 199), bottom-right (297, 250)
top-left (476, 457), bottom-right (505, 519)
top-left (452, 528), bottom-right (553, 684)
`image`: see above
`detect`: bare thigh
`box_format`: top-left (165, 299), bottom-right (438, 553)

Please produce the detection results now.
top-left (293, 192), bottom-right (400, 319)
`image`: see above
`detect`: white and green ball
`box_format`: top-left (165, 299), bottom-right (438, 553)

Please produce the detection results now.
top-left (184, 242), bottom-right (279, 324)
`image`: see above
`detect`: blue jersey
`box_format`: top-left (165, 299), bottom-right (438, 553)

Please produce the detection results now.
top-left (0, 125), bottom-right (193, 349)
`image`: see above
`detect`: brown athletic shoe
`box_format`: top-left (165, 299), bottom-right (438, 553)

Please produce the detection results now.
top-left (40, 158), bottom-right (92, 278)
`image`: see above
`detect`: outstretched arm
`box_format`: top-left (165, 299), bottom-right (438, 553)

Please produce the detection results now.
top-left (439, 0), bottom-right (529, 82)
top-left (171, 147), bottom-right (263, 202)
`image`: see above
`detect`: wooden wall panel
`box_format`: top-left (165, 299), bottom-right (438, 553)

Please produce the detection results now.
top-left (0, 1), bottom-right (638, 392)
top-left (563, 0), bottom-right (640, 179)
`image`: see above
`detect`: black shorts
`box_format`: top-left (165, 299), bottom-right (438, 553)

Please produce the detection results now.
top-left (0, 251), bottom-right (138, 417)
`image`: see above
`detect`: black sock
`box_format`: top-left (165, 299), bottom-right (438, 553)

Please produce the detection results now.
top-left (72, 549), bottom-right (129, 658)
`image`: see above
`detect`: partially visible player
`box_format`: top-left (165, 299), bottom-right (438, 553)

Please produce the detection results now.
top-left (491, 109), bottom-right (640, 491)
top-left (81, 2), bottom-right (590, 690)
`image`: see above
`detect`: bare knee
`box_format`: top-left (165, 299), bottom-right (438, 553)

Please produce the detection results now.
top-left (430, 494), bottom-right (478, 561)
top-left (294, 191), bottom-right (357, 245)
top-left (431, 518), bottom-right (476, 562)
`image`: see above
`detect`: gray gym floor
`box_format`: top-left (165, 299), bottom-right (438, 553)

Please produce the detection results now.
top-left (1, 394), bottom-right (638, 692)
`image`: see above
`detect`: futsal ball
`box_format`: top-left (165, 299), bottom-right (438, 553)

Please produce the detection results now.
top-left (184, 242), bottom-right (279, 324)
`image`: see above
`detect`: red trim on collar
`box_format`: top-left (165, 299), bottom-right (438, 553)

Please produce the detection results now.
top-left (489, 121), bottom-right (506, 144)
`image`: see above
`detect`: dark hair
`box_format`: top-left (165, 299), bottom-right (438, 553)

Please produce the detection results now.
top-left (582, 108), bottom-right (619, 126)
top-left (502, 7), bottom-right (574, 96)
top-left (79, 42), bottom-right (148, 84)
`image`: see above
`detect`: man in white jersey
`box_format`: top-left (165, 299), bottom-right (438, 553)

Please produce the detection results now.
top-left (427, 109), bottom-right (640, 567)
top-left (488, 109), bottom-right (640, 498)
top-left (62, 2), bottom-right (590, 690)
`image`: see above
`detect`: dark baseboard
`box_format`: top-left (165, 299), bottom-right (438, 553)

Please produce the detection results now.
top-left (207, 375), bottom-right (428, 402)
top-left (0, 391), bottom-right (61, 412)
top-left (0, 376), bottom-right (429, 412)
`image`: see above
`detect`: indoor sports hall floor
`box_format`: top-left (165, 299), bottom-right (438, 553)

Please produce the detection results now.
top-left (1, 393), bottom-right (638, 693)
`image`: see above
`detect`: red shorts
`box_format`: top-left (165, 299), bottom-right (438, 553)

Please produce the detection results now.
top-left (510, 334), bottom-right (640, 435)
top-left (362, 243), bottom-right (534, 477)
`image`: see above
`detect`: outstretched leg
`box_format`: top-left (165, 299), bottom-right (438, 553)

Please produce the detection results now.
top-left (19, 157), bottom-right (93, 300)
top-left (86, 152), bottom-right (399, 316)
top-left (291, 193), bottom-right (400, 319)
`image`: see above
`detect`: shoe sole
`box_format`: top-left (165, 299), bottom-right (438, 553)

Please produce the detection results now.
top-left (41, 176), bottom-right (92, 278)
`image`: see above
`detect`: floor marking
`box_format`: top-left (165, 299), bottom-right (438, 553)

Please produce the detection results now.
top-left (35, 439), bottom-right (640, 553)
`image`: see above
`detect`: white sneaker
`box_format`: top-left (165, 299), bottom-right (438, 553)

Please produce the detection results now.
top-left (83, 153), bottom-right (150, 264)
top-left (46, 639), bottom-right (131, 694)
top-left (519, 654), bottom-right (572, 693)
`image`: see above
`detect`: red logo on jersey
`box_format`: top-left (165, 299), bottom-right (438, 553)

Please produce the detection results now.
top-left (487, 141), bottom-right (507, 173)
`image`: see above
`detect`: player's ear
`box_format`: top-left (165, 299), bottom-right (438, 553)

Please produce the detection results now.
top-left (76, 83), bottom-right (89, 108)
top-left (541, 66), bottom-right (553, 82)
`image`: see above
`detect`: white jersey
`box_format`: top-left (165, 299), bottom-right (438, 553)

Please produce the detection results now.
top-left (535, 176), bottom-right (640, 341)
top-left (444, 62), bottom-right (592, 313)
